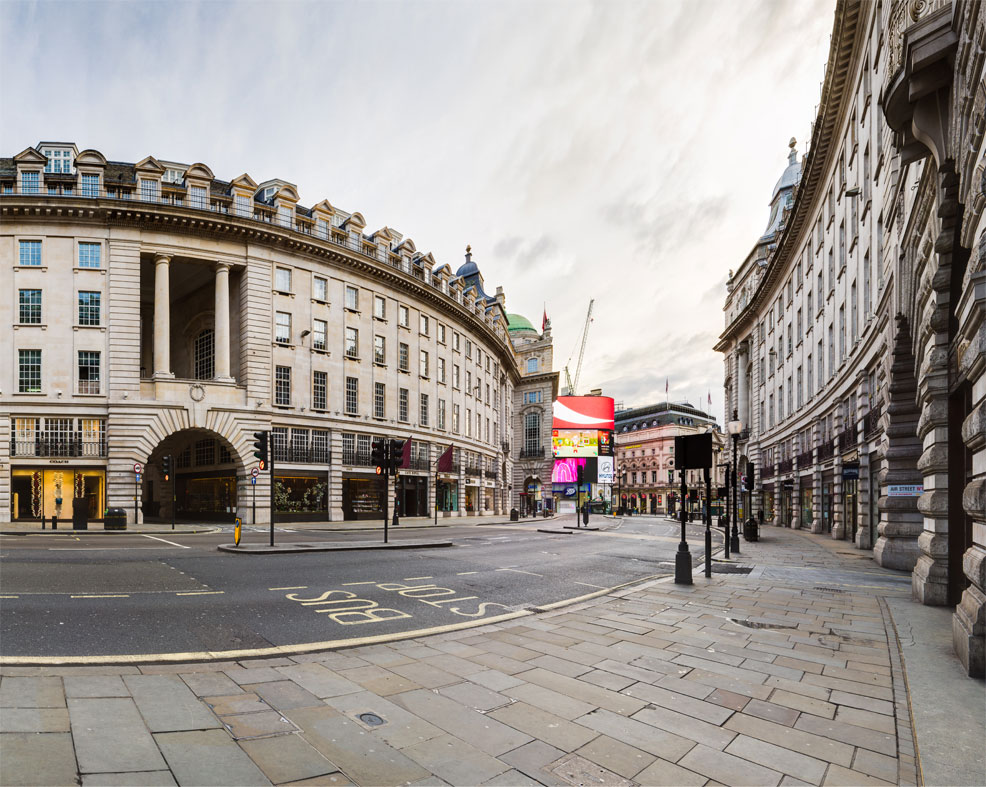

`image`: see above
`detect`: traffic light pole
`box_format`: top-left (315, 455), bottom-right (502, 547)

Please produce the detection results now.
top-left (704, 467), bottom-right (712, 578)
top-left (172, 474), bottom-right (176, 531)
top-left (674, 468), bottom-right (693, 585)
top-left (269, 455), bottom-right (275, 547)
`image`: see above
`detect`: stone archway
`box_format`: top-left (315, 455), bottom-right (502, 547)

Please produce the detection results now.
top-left (144, 428), bottom-right (245, 523)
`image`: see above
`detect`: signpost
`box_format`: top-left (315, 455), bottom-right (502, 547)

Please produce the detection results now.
top-left (134, 463), bottom-right (142, 527)
top-left (251, 467), bottom-right (260, 525)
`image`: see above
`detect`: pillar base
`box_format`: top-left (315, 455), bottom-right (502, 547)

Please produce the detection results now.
top-left (873, 535), bottom-right (921, 571)
top-left (832, 521), bottom-right (846, 540)
top-left (953, 582), bottom-right (986, 678)
top-left (912, 553), bottom-right (950, 605)
top-left (810, 518), bottom-right (825, 534)
top-left (151, 371), bottom-right (175, 380)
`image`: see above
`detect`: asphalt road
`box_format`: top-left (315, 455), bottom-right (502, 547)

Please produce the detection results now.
top-left (0, 515), bottom-right (723, 660)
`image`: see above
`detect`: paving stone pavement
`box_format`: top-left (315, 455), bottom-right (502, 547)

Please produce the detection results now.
top-left (2, 526), bottom-right (984, 787)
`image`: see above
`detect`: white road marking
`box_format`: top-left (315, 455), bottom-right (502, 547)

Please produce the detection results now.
top-left (403, 576), bottom-right (433, 581)
top-left (496, 568), bottom-right (543, 577)
top-left (269, 586), bottom-right (307, 591)
top-left (71, 594), bottom-right (130, 599)
top-left (456, 571), bottom-right (478, 575)
top-left (573, 582), bottom-right (605, 589)
top-left (142, 535), bottom-right (190, 549)
top-left (48, 547), bottom-right (174, 551)
top-left (175, 591), bottom-right (224, 596)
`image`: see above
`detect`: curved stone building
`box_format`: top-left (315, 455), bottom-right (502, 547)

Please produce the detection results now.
top-left (717, 0), bottom-right (985, 676)
top-left (1, 144), bottom-right (526, 525)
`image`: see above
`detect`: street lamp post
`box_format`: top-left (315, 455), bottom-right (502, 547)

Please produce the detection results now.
top-left (675, 466), bottom-right (692, 585)
top-left (727, 411), bottom-right (743, 555)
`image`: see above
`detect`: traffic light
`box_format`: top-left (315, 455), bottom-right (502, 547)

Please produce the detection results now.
top-left (577, 464), bottom-right (584, 486)
top-left (389, 439), bottom-right (405, 474)
top-left (162, 455), bottom-right (172, 482)
top-left (371, 438), bottom-right (387, 475)
top-left (252, 431), bottom-right (268, 469)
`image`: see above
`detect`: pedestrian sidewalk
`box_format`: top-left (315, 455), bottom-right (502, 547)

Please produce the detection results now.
top-left (2, 527), bottom-right (984, 787)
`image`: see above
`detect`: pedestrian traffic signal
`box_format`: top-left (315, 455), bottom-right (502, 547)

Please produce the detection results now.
top-left (577, 465), bottom-right (584, 486)
top-left (389, 439), bottom-right (404, 474)
top-left (252, 431), bottom-right (268, 467)
top-left (371, 438), bottom-right (387, 475)
top-left (162, 454), bottom-right (172, 481)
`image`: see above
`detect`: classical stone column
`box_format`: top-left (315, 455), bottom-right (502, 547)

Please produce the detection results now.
top-left (811, 420), bottom-right (824, 533)
top-left (914, 170), bottom-right (963, 606)
top-left (152, 253), bottom-right (173, 378)
top-left (214, 262), bottom-right (233, 381)
top-left (875, 315), bottom-right (923, 570)
top-left (954, 263), bottom-right (986, 676)
top-left (832, 405), bottom-right (845, 540)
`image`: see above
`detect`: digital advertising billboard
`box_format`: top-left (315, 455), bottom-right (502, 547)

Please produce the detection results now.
top-left (551, 429), bottom-right (598, 457)
top-left (552, 396), bottom-right (615, 431)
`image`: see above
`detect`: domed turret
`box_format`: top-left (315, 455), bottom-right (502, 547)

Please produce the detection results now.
top-left (762, 138), bottom-right (801, 238)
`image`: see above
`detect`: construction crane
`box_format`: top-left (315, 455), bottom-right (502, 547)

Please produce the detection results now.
top-left (564, 299), bottom-right (595, 396)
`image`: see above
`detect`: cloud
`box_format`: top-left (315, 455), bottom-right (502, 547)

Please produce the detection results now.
top-left (0, 0), bottom-right (835, 409)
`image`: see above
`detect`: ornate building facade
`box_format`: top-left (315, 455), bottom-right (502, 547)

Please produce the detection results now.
top-left (717, 0), bottom-right (985, 676)
top-left (1, 143), bottom-right (525, 525)
top-left (508, 314), bottom-right (559, 514)
top-left (615, 403), bottom-right (725, 516)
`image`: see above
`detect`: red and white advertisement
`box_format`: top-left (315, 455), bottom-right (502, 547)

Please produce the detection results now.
top-left (552, 396), bottom-right (615, 431)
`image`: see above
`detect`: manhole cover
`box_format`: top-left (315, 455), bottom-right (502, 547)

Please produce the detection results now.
top-left (358, 712), bottom-right (385, 727)
top-left (726, 617), bottom-right (799, 630)
top-left (712, 564), bottom-right (753, 574)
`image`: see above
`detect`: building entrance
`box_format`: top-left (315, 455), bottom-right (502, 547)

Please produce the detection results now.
top-left (398, 475), bottom-right (428, 517)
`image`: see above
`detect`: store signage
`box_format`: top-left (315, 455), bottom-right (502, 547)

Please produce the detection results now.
top-left (48, 459), bottom-right (69, 464)
top-left (597, 456), bottom-right (615, 484)
top-left (888, 484), bottom-right (923, 497)
top-left (842, 465), bottom-right (859, 480)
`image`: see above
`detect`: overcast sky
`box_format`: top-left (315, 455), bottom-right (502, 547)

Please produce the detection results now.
top-left (1, 0), bottom-right (833, 420)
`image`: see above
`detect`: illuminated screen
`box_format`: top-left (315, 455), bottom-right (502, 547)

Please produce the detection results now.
top-left (552, 457), bottom-right (585, 483)
top-left (552, 429), bottom-right (598, 457)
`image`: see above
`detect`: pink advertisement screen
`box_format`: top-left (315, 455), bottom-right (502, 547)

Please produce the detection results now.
top-left (552, 457), bottom-right (586, 484)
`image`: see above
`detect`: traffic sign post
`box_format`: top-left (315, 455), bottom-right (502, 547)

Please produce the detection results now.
top-left (251, 468), bottom-right (258, 526)
top-left (134, 463), bottom-right (142, 527)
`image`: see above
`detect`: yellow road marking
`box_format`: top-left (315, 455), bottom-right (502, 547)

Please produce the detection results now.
top-left (70, 594), bottom-right (130, 599)
top-left (269, 586), bottom-right (307, 590)
top-left (403, 576), bottom-right (432, 581)
top-left (0, 595), bottom-right (20, 599)
top-left (341, 581), bottom-right (376, 586)
top-left (574, 582), bottom-right (605, 589)
top-left (175, 591), bottom-right (224, 596)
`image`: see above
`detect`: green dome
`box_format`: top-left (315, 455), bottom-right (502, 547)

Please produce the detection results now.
top-left (507, 313), bottom-right (536, 333)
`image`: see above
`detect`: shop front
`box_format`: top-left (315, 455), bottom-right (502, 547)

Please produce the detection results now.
top-left (867, 453), bottom-right (880, 547)
top-left (436, 477), bottom-right (458, 516)
top-left (342, 472), bottom-right (384, 520)
top-left (398, 474), bottom-right (428, 517)
top-left (780, 480), bottom-right (794, 527)
top-left (177, 471), bottom-right (237, 521)
top-left (274, 472), bottom-right (328, 522)
top-left (482, 484), bottom-right (495, 514)
top-left (465, 483), bottom-right (480, 515)
top-left (842, 461), bottom-right (859, 542)
top-left (10, 466), bottom-right (105, 523)
top-left (762, 485), bottom-right (775, 524)
top-left (821, 473), bottom-right (833, 532)
top-left (799, 477), bottom-right (813, 530)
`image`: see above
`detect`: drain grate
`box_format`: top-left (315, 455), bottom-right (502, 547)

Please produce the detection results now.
top-left (726, 617), bottom-right (799, 630)
top-left (814, 586), bottom-right (849, 593)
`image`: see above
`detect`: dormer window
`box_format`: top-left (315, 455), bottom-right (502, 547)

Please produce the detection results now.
top-left (263, 187), bottom-right (277, 201)
top-left (42, 148), bottom-right (73, 174)
top-left (163, 168), bottom-right (184, 184)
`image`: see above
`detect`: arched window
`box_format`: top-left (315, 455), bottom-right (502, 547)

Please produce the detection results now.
top-left (526, 357), bottom-right (539, 374)
top-left (194, 329), bottom-right (214, 380)
top-left (524, 411), bottom-right (541, 453)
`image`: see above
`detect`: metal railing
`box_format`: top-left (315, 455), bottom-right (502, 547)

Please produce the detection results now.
top-left (817, 440), bottom-right (835, 461)
top-left (271, 446), bottom-right (331, 464)
top-left (837, 426), bottom-right (856, 452)
top-left (464, 463), bottom-right (481, 476)
top-left (796, 450), bottom-right (814, 467)
top-left (519, 447), bottom-right (544, 459)
top-left (341, 450), bottom-right (374, 467)
top-left (865, 405), bottom-right (882, 438)
top-left (778, 457), bottom-right (794, 474)
top-left (11, 436), bottom-right (107, 458)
